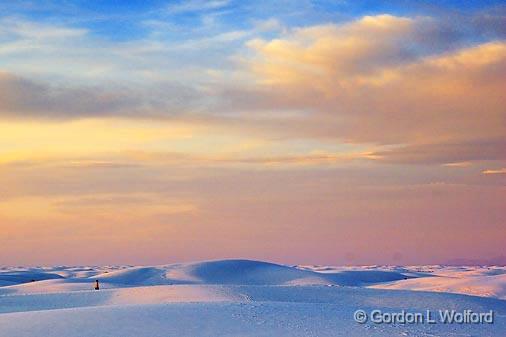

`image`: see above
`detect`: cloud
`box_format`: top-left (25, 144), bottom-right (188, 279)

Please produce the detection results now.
top-left (0, 150), bottom-right (371, 170)
top-left (237, 16), bottom-right (506, 163)
top-left (243, 12), bottom-right (506, 88)
top-left (52, 194), bottom-right (196, 215)
top-left (246, 15), bottom-right (417, 85)
top-left (252, 18), bottom-right (283, 32)
top-left (166, 0), bottom-right (230, 14)
top-left (1, 4), bottom-right (506, 265)
top-left (133, 150), bottom-right (371, 167)
top-left (2, 156), bottom-right (505, 265)
top-left (0, 159), bottom-right (143, 170)
top-left (0, 71), bottom-right (131, 118)
top-left (0, 71), bottom-right (204, 119)
top-left (223, 152), bottom-right (370, 166)
top-left (61, 161), bottom-right (142, 169)
top-left (370, 140), bottom-right (506, 165)
top-left (482, 168), bottom-right (506, 175)
top-left (0, 16), bottom-right (87, 39)
top-left (442, 162), bottom-right (472, 168)
top-left (0, 13), bottom-right (505, 167)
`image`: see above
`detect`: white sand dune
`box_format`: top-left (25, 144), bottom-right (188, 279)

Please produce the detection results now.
top-left (89, 259), bottom-right (412, 287)
top-left (0, 271), bottom-right (64, 286)
top-left (371, 266), bottom-right (506, 299)
top-left (1, 260), bottom-right (505, 336)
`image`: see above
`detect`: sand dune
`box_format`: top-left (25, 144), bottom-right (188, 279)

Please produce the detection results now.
top-left (89, 259), bottom-right (412, 287)
top-left (0, 271), bottom-right (63, 287)
top-left (1, 260), bottom-right (505, 336)
top-left (371, 266), bottom-right (506, 299)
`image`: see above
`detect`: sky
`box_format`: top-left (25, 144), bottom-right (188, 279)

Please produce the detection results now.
top-left (0, 0), bottom-right (505, 266)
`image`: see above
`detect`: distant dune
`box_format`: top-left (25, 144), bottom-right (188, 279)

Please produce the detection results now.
top-left (371, 265), bottom-right (506, 299)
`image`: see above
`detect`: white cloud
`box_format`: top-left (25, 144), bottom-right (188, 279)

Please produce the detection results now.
top-left (0, 17), bottom-right (87, 39)
top-left (166, 0), bottom-right (230, 14)
top-left (252, 18), bottom-right (283, 32)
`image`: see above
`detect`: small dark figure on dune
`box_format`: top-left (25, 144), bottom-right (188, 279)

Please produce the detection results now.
top-left (94, 280), bottom-right (100, 290)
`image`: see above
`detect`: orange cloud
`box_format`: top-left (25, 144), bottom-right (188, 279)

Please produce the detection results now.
top-left (243, 16), bottom-right (506, 163)
top-left (247, 15), bottom-right (414, 88)
top-left (442, 162), bottom-right (472, 168)
top-left (482, 168), bottom-right (506, 174)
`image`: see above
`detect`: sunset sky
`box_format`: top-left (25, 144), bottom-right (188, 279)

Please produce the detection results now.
top-left (0, 0), bottom-right (505, 266)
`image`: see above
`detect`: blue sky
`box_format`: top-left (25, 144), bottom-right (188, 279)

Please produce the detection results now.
top-left (2, 0), bottom-right (504, 42)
